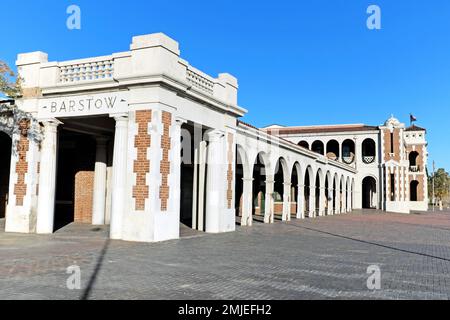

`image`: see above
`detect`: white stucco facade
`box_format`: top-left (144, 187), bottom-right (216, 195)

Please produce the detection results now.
top-left (0, 33), bottom-right (428, 243)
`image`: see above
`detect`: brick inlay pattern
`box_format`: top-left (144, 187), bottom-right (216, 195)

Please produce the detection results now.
top-left (227, 133), bottom-right (234, 209)
top-left (159, 111), bottom-right (172, 211)
top-left (133, 110), bottom-right (152, 211)
top-left (14, 121), bottom-right (30, 206)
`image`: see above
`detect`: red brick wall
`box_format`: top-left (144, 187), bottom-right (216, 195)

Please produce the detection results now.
top-left (159, 111), bottom-right (172, 211)
top-left (133, 110), bottom-right (152, 211)
top-left (74, 171), bottom-right (94, 223)
top-left (383, 129), bottom-right (401, 162)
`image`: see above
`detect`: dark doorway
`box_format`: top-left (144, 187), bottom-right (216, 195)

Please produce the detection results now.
top-left (55, 116), bottom-right (115, 231)
top-left (0, 132), bottom-right (12, 220)
top-left (410, 180), bottom-right (419, 201)
top-left (55, 130), bottom-right (96, 231)
top-left (362, 176), bottom-right (377, 209)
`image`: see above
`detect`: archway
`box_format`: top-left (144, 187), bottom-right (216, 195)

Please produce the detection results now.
top-left (362, 176), bottom-right (377, 209)
top-left (409, 152), bottom-right (419, 171)
top-left (342, 139), bottom-right (355, 164)
top-left (410, 180), bottom-right (419, 201)
top-left (332, 174), bottom-right (337, 214)
top-left (235, 147), bottom-right (245, 224)
top-left (291, 163), bottom-right (300, 219)
top-left (315, 169), bottom-right (322, 217)
top-left (362, 138), bottom-right (376, 164)
top-left (326, 140), bottom-right (340, 161)
top-left (312, 140), bottom-right (325, 155)
top-left (298, 140), bottom-right (309, 149)
top-left (0, 132), bottom-right (12, 224)
top-left (273, 158), bottom-right (288, 220)
top-left (252, 152), bottom-right (267, 223)
top-left (324, 172), bottom-right (330, 215)
top-left (304, 166), bottom-right (313, 218)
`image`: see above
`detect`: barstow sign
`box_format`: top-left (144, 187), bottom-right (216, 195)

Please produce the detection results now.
top-left (38, 92), bottom-right (129, 118)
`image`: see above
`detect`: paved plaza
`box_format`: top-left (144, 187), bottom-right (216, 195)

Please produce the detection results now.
top-left (1, 209), bottom-right (450, 300)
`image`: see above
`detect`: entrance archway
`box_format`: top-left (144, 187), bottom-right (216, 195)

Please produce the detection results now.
top-left (0, 132), bottom-right (12, 223)
top-left (362, 176), bottom-right (377, 209)
top-left (410, 180), bottom-right (419, 201)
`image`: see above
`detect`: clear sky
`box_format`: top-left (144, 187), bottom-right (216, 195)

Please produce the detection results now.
top-left (2, 0), bottom-right (450, 170)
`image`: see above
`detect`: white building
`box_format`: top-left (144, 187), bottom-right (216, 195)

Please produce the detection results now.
top-left (0, 33), bottom-right (428, 243)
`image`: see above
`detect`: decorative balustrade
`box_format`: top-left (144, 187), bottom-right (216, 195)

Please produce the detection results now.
top-left (363, 155), bottom-right (375, 164)
top-left (186, 68), bottom-right (214, 95)
top-left (409, 165), bottom-right (420, 172)
top-left (59, 58), bottom-right (114, 83)
top-left (342, 156), bottom-right (354, 164)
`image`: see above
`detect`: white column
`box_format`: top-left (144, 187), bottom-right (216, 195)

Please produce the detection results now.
top-left (241, 178), bottom-right (253, 226)
top-left (36, 119), bottom-right (61, 234)
top-left (264, 178), bottom-right (274, 223)
top-left (110, 114), bottom-right (129, 240)
top-left (343, 187), bottom-right (348, 213)
top-left (319, 186), bottom-right (326, 216)
top-left (297, 184), bottom-right (304, 219)
top-left (205, 130), bottom-right (225, 233)
top-left (92, 137), bottom-right (108, 225)
top-left (327, 187), bottom-right (333, 215)
top-left (309, 186), bottom-right (316, 217)
top-left (282, 182), bottom-right (291, 221)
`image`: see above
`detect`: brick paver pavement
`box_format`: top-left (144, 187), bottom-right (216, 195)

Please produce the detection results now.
top-left (1, 209), bottom-right (450, 300)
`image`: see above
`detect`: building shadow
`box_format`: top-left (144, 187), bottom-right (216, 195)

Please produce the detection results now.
top-left (81, 238), bottom-right (110, 300)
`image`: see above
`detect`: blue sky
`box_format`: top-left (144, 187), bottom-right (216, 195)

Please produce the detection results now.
top-left (2, 0), bottom-right (450, 170)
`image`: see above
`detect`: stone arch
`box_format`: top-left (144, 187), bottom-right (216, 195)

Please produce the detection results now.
top-left (251, 151), bottom-right (269, 223)
top-left (342, 139), bottom-right (355, 164)
top-left (312, 140), bottom-right (325, 155)
top-left (273, 157), bottom-right (290, 221)
top-left (362, 138), bottom-right (376, 164)
top-left (235, 144), bottom-right (252, 225)
top-left (326, 140), bottom-right (340, 161)
top-left (315, 168), bottom-right (324, 217)
top-left (291, 161), bottom-right (302, 219)
top-left (304, 165), bottom-right (314, 218)
top-left (362, 175), bottom-right (377, 209)
top-left (333, 173), bottom-right (339, 214)
top-left (298, 140), bottom-right (309, 149)
top-left (325, 171), bottom-right (332, 215)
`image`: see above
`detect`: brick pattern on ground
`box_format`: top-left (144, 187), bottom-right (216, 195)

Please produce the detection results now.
top-left (1, 209), bottom-right (450, 300)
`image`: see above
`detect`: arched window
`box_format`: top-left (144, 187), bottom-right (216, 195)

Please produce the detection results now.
top-left (362, 138), bottom-right (376, 164)
top-left (311, 140), bottom-right (324, 155)
top-left (409, 152), bottom-right (419, 172)
top-left (342, 139), bottom-right (355, 164)
top-left (410, 180), bottom-right (419, 201)
top-left (326, 140), bottom-right (340, 161)
top-left (298, 140), bottom-right (309, 149)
